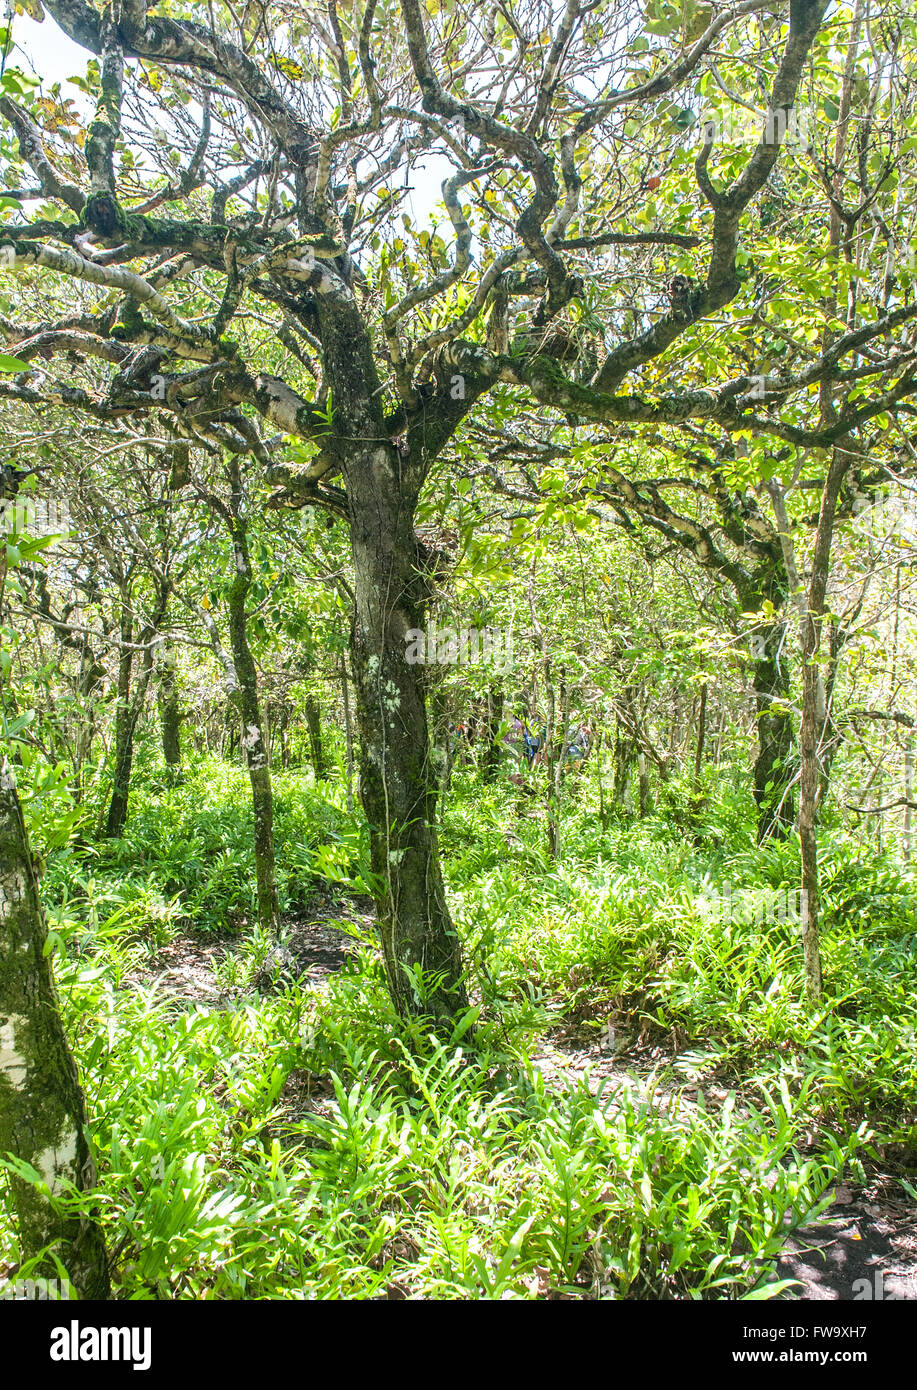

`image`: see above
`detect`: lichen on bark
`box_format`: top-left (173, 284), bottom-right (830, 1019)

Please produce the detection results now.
top-left (0, 766), bottom-right (109, 1298)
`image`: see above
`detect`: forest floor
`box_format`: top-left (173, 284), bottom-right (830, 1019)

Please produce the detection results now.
top-left (120, 889), bottom-right (917, 1302)
top-left (8, 763), bottom-right (914, 1300)
top-left (533, 1025), bottom-right (917, 1300)
top-left (123, 885), bottom-right (373, 1006)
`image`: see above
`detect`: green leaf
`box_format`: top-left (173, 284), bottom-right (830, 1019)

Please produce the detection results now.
top-left (0, 354), bottom-right (30, 373)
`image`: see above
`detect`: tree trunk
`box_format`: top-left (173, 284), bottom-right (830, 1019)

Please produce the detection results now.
top-left (158, 641), bottom-right (182, 775)
top-left (304, 692), bottom-right (327, 782)
top-left (315, 264), bottom-right (468, 1024)
top-left (0, 759), bottom-right (110, 1298)
top-left (347, 448), bottom-right (467, 1024)
top-left (481, 686), bottom-right (504, 783)
top-left (340, 654), bottom-right (355, 813)
top-left (693, 681), bottom-right (707, 788)
top-left (905, 741), bottom-right (914, 863)
top-left (752, 625), bottom-right (795, 841)
top-left (613, 717), bottom-right (635, 811)
top-left (72, 648), bottom-right (102, 807)
top-left (105, 600), bottom-right (135, 838)
top-left (105, 585), bottom-right (167, 837)
top-left (200, 470), bottom-right (280, 938)
top-left (225, 512), bottom-right (280, 939)
top-left (798, 0), bottom-right (863, 1003)
top-left (798, 444), bottom-right (854, 1003)
top-left (637, 751), bottom-right (650, 817)
top-left (549, 672), bottom-right (570, 858)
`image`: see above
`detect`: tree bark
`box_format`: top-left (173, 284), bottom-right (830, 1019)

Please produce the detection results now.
top-left (482, 687), bottom-right (504, 783)
top-left (905, 741), bottom-right (914, 863)
top-left (200, 466), bottom-right (280, 938)
top-left (693, 681), bottom-right (707, 788)
top-left (312, 258), bottom-right (469, 1024)
top-left (346, 449), bottom-right (467, 1024)
top-left (224, 497), bottom-right (280, 938)
top-left (613, 715), bottom-right (636, 812)
top-left (157, 640), bottom-right (182, 775)
top-left (304, 692), bottom-right (327, 782)
top-left (0, 759), bottom-right (110, 1298)
top-left (798, 445), bottom-right (855, 1003)
top-left (797, 0), bottom-right (863, 1003)
top-left (105, 584), bottom-right (167, 837)
top-left (104, 597), bottom-right (135, 838)
top-left (752, 624), bottom-right (795, 841)
top-left (636, 750), bottom-right (650, 818)
top-left (340, 653), bottom-right (355, 814)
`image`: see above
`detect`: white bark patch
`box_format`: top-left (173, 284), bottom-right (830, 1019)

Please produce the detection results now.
top-left (0, 1016), bottom-right (29, 1090)
top-left (0, 862), bottom-right (29, 911)
top-left (34, 1127), bottom-right (79, 1194)
top-left (255, 375), bottom-right (305, 432)
top-left (0, 756), bottom-right (17, 790)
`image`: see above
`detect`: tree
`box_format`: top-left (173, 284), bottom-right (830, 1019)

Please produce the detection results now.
top-left (4, 0), bottom-right (916, 1018)
top-left (195, 454), bottom-right (281, 937)
top-left (0, 764), bottom-right (110, 1298)
top-left (0, 508), bottom-right (109, 1297)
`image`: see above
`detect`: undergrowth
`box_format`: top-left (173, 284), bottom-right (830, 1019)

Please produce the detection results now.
top-left (2, 756), bottom-right (914, 1299)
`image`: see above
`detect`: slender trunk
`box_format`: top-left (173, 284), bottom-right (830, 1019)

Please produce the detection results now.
top-left (904, 742), bottom-right (914, 863)
top-left (262, 707), bottom-right (273, 769)
top-left (613, 717), bottom-right (635, 810)
top-left (105, 580), bottom-right (168, 837)
top-left (799, 653), bottom-right (824, 1004)
top-left (693, 681), bottom-right (707, 787)
top-left (105, 601), bottom-right (134, 838)
top-left (549, 672), bottom-right (570, 858)
top-left (347, 448), bottom-right (467, 1024)
top-left (340, 654), bottom-right (355, 814)
top-left (528, 569), bottom-right (562, 857)
top-left (752, 625), bottom-right (795, 841)
top-left (798, 445), bottom-right (854, 1003)
top-left (304, 692), bottom-right (327, 782)
top-left (815, 614), bottom-right (856, 812)
top-left (799, 0), bottom-right (863, 1003)
top-left (278, 707), bottom-right (291, 770)
top-left (201, 475), bottom-right (280, 938)
top-left (481, 687), bottom-right (504, 783)
top-left (439, 729), bottom-right (456, 799)
top-left (158, 641), bottom-right (182, 775)
top-left (72, 649), bottom-right (102, 807)
top-left (0, 760), bottom-right (110, 1298)
top-left (874, 767), bottom-right (884, 853)
top-left (225, 515), bottom-right (280, 938)
top-left (597, 727), bottom-right (609, 829)
top-left (637, 750), bottom-right (650, 817)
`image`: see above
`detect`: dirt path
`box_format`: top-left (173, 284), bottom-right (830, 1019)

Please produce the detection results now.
top-left (123, 886), bottom-right (375, 1006)
top-left (776, 1177), bottom-right (917, 1301)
